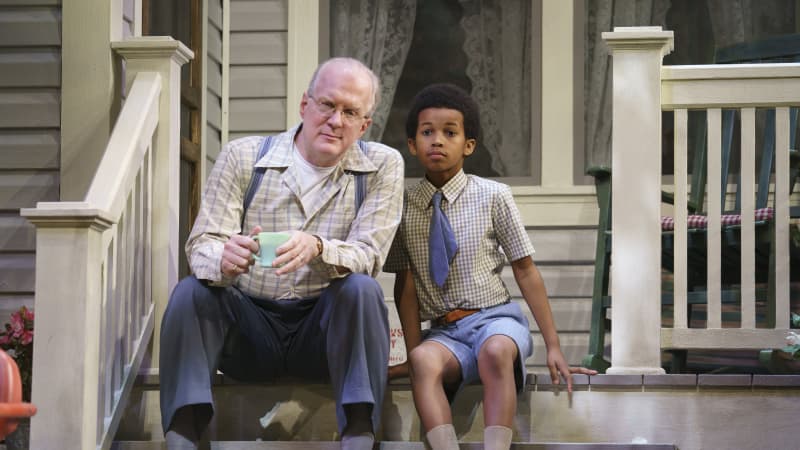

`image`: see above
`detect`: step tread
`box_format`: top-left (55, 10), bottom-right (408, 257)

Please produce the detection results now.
top-left (111, 441), bottom-right (676, 450)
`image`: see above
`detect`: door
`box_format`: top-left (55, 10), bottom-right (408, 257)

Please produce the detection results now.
top-left (143, 0), bottom-right (203, 278)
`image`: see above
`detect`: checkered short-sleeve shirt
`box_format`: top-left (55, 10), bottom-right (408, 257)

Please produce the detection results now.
top-left (385, 170), bottom-right (535, 321)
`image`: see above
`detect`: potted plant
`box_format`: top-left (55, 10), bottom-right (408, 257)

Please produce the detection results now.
top-left (762, 312), bottom-right (800, 373)
top-left (781, 313), bottom-right (800, 362)
top-left (0, 306), bottom-right (34, 450)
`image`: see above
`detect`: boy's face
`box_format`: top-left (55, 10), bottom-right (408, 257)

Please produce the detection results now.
top-left (408, 107), bottom-right (476, 187)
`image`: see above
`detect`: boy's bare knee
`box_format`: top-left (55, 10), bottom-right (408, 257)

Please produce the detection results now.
top-left (478, 335), bottom-right (517, 372)
top-left (408, 342), bottom-right (454, 379)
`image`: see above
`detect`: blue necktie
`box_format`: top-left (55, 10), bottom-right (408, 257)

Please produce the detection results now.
top-left (429, 191), bottom-right (458, 287)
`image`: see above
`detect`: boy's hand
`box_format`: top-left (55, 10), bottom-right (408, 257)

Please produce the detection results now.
top-left (388, 362), bottom-right (410, 380)
top-left (546, 348), bottom-right (598, 392)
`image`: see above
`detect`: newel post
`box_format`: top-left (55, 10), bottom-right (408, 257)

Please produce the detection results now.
top-left (112, 37), bottom-right (193, 366)
top-left (21, 207), bottom-right (113, 450)
top-left (603, 27), bottom-right (673, 375)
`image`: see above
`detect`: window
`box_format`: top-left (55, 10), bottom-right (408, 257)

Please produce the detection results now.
top-left (329, 0), bottom-right (540, 181)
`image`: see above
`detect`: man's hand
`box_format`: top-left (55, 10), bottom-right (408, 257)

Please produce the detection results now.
top-left (221, 226), bottom-right (261, 277)
top-left (546, 347), bottom-right (598, 393)
top-left (273, 231), bottom-right (322, 275)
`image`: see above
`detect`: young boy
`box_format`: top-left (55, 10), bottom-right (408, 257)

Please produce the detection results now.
top-left (385, 84), bottom-right (595, 450)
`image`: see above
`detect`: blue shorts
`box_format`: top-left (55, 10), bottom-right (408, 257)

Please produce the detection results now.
top-left (423, 301), bottom-right (533, 395)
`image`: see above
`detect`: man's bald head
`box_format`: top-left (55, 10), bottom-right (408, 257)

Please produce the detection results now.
top-left (307, 57), bottom-right (381, 116)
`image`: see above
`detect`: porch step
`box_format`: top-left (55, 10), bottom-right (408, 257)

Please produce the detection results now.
top-left (112, 441), bottom-right (676, 450)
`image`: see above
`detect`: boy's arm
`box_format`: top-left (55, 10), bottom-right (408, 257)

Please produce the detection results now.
top-left (388, 269), bottom-right (422, 380)
top-left (511, 256), bottom-right (596, 391)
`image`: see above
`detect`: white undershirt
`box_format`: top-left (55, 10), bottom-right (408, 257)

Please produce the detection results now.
top-left (292, 144), bottom-right (337, 210)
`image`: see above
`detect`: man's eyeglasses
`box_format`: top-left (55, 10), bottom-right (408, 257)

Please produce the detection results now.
top-left (307, 94), bottom-right (369, 125)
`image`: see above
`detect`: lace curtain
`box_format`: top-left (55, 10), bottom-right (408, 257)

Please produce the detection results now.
top-left (584, 0), bottom-right (671, 170)
top-left (329, 0), bottom-right (417, 142)
top-left (707, 0), bottom-right (796, 48)
top-left (458, 0), bottom-right (531, 177)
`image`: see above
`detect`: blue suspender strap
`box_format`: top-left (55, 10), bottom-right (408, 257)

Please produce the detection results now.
top-left (351, 140), bottom-right (368, 210)
top-left (241, 135), bottom-right (273, 230)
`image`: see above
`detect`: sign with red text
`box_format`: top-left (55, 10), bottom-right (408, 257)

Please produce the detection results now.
top-left (387, 304), bottom-right (407, 366)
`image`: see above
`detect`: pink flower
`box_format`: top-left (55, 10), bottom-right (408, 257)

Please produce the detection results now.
top-left (20, 330), bottom-right (33, 346)
top-left (0, 306), bottom-right (34, 401)
top-left (10, 313), bottom-right (24, 338)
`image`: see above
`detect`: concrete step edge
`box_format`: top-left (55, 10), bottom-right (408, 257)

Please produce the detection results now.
top-left (111, 440), bottom-right (677, 450)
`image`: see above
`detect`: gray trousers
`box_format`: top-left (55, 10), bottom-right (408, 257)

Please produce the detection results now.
top-left (159, 274), bottom-right (389, 436)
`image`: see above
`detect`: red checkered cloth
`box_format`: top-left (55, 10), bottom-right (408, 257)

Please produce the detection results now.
top-left (661, 207), bottom-right (774, 231)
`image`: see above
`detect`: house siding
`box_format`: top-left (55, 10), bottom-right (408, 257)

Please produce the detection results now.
top-left (228, 0), bottom-right (287, 141)
top-left (0, 0), bottom-right (62, 316)
top-left (206, 0), bottom-right (224, 168)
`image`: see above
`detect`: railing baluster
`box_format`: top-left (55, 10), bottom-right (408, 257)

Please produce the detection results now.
top-left (707, 108), bottom-right (722, 329)
top-left (673, 109), bottom-right (688, 330)
top-left (112, 217), bottom-right (124, 421)
top-left (102, 234), bottom-right (116, 441)
top-left (775, 107), bottom-right (791, 327)
top-left (131, 170), bottom-right (142, 351)
top-left (124, 191), bottom-right (134, 372)
top-left (143, 144), bottom-right (153, 332)
top-left (740, 108), bottom-right (756, 329)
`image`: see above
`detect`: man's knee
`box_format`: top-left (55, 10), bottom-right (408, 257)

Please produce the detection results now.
top-left (327, 274), bottom-right (387, 330)
top-left (163, 276), bottom-right (225, 327)
top-left (335, 273), bottom-right (384, 306)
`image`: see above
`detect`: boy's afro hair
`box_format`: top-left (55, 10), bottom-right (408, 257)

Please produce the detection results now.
top-left (405, 83), bottom-right (480, 141)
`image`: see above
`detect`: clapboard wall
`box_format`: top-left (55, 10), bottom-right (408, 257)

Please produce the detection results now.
top-left (205, 0), bottom-right (224, 168)
top-left (0, 0), bottom-right (62, 318)
top-left (228, 0), bottom-right (287, 142)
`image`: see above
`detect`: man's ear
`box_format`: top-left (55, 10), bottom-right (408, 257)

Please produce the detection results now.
top-left (357, 117), bottom-right (373, 138)
top-left (299, 92), bottom-right (309, 119)
top-left (464, 138), bottom-right (477, 157)
top-left (407, 138), bottom-right (418, 155)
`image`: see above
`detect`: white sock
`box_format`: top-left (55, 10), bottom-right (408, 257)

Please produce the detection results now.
top-left (426, 423), bottom-right (459, 450)
top-left (341, 431), bottom-right (375, 450)
top-left (484, 425), bottom-right (513, 450)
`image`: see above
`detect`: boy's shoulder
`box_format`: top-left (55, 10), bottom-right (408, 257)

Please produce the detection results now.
top-left (465, 174), bottom-right (508, 189)
top-left (464, 174), bottom-right (512, 197)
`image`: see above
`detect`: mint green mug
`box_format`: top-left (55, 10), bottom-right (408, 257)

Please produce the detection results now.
top-left (253, 232), bottom-right (291, 267)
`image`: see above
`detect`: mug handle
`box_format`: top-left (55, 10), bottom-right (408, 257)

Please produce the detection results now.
top-left (252, 234), bottom-right (262, 263)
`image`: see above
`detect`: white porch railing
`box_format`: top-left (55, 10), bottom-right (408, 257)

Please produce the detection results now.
top-left (21, 38), bottom-right (191, 450)
top-left (604, 27), bottom-right (800, 374)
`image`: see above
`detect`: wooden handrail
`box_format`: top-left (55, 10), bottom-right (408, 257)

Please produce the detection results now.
top-left (85, 72), bottom-right (161, 219)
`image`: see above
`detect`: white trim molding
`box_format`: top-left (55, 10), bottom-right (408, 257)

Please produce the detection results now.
top-left (287, 0), bottom-right (319, 126)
